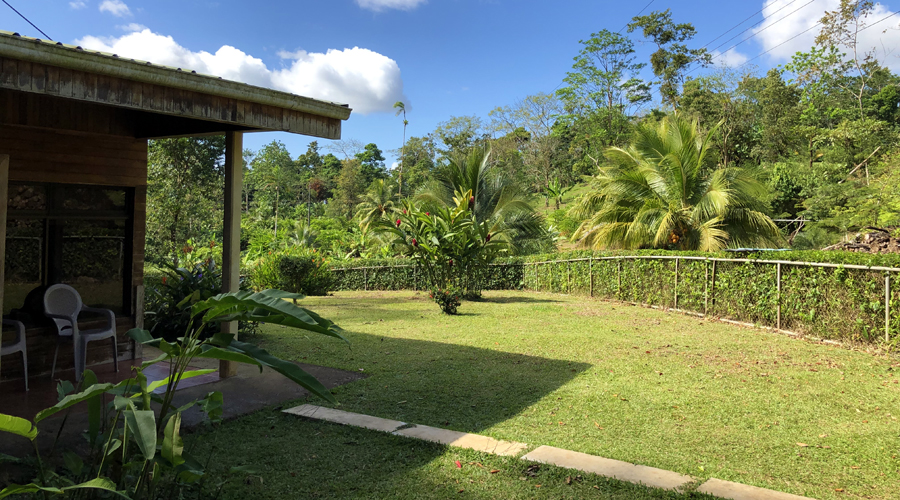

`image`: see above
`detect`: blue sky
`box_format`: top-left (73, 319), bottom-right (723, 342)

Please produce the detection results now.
top-left (4, 0), bottom-right (900, 165)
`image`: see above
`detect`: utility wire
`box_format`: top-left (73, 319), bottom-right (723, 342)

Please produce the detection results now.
top-left (1, 0), bottom-right (52, 40)
top-left (700, 4), bottom-right (773, 50)
top-left (686, 0), bottom-right (816, 75)
top-left (618, 0), bottom-right (655, 34)
top-left (859, 10), bottom-right (899, 32)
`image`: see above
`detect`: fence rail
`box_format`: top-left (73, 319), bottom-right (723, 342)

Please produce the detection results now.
top-left (331, 256), bottom-right (899, 344)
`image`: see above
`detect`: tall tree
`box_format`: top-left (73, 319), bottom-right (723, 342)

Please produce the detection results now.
top-left (571, 115), bottom-right (781, 251)
top-left (147, 136), bottom-right (225, 264)
top-left (247, 140), bottom-right (297, 240)
top-left (355, 143), bottom-right (388, 186)
top-left (627, 9), bottom-right (711, 109)
top-left (393, 101), bottom-right (408, 196)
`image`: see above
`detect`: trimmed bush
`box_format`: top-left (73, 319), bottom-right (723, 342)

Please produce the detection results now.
top-left (250, 250), bottom-right (333, 296)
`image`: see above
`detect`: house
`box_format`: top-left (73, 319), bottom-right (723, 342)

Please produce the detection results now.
top-left (0, 30), bottom-right (351, 383)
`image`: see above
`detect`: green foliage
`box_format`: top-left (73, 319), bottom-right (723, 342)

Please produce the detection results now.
top-left (571, 114), bottom-right (781, 250)
top-left (429, 286), bottom-right (462, 314)
top-left (0, 289), bottom-right (343, 499)
top-left (250, 249), bottom-right (333, 296)
top-left (145, 259), bottom-right (257, 342)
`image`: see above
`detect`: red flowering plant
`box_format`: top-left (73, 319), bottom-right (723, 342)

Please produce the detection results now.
top-left (378, 190), bottom-right (508, 313)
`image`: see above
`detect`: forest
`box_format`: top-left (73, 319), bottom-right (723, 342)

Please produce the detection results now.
top-left (144, 0), bottom-right (900, 270)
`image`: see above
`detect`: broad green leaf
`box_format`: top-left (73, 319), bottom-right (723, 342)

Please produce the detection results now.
top-left (81, 370), bottom-right (102, 446)
top-left (63, 450), bottom-right (84, 476)
top-left (145, 369), bottom-right (216, 394)
top-left (229, 340), bottom-right (335, 403)
top-left (192, 290), bottom-right (344, 340)
top-left (62, 477), bottom-right (130, 498)
top-left (123, 409), bottom-right (156, 461)
top-left (196, 346), bottom-right (262, 368)
top-left (0, 414), bottom-right (37, 440)
top-left (141, 351), bottom-right (169, 368)
top-left (126, 328), bottom-right (159, 346)
top-left (209, 332), bottom-right (235, 347)
top-left (35, 383), bottom-right (114, 423)
top-left (199, 391), bottom-right (224, 423)
top-left (162, 413), bottom-right (185, 467)
top-left (56, 380), bottom-right (75, 401)
top-left (0, 483), bottom-right (63, 498)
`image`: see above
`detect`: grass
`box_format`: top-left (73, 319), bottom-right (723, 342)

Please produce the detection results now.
top-left (195, 290), bottom-right (900, 499)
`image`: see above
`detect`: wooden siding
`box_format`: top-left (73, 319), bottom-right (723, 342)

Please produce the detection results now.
top-left (0, 123), bottom-right (147, 379)
top-left (0, 57), bottom-right (342, 139)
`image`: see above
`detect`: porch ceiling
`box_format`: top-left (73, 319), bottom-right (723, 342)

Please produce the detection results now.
top-left (0, 30), bottom-right (351, 140)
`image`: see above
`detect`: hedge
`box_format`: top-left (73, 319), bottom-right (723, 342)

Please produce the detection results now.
top-left (331, 250), bottom-right (900, 345)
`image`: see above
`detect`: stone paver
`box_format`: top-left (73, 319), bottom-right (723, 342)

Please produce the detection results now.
top-left (392, 424), bottom-right (528, 456)
top-left (697, 478), bottom-right (815, 500)
top-left (283, 404), bottom-right (406, 433)
top-left (521, 445), bottom-right (693, 491)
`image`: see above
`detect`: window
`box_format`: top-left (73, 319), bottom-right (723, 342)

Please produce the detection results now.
top-left (5, 183), bottom-right (133, 318)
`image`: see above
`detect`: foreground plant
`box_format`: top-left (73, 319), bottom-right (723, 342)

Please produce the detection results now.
top-left (0, 289), bottom-right (344, 499)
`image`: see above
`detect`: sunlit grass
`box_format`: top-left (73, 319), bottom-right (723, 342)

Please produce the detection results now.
top-left (198, 290), bottom-right (900, 499)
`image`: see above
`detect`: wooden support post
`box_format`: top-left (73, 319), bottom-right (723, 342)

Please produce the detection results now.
top-left (886, 273), bottom-right (892, 342)
top-left (776, 263), bottom-right (782, 330)
top-left (589, 257), bottom-right (594, 298)
top-left (0, 155), bottom-right (6, 377)
top-left (220, 132), bottom-right (242, 378)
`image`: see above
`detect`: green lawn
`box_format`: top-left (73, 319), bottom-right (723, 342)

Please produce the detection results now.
top-left (195, 290), bottom-right (900, 499)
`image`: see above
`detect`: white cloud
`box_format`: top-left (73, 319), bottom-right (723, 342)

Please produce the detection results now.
top-left (712, 47), bottom-right (749, 67)
top-left (753, 0), bottom-right (900, 69)
top-left (117, 23), bottom-right (147, 32)
top-left (99, 0), bottom-right (131, 17)
top-left (69, 1), bottom-right (87, 9)
top-left (356, 0), bottom-right (427, 11)
top-left (75, 30), bottom-right (407, 114)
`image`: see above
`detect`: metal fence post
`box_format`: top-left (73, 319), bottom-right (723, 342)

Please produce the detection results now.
top-left (364, 267), bottom-right (368, 291)
top-left (710, 260), bottom-right (717, 310)
top-left (704, 260), bottom-right (709, 315)
top-left (617, 259), bottom-right (622, 297)
top-left (589, 257), bottom-right (594, 298)
top-left (674, 257), bottom-right (679, 309)
top-left (886, 273), bottom-right (892, 342)
top-left (567, 261), bottom-right (571, 294)
top-left (776, 263), bottom-right (782, 330)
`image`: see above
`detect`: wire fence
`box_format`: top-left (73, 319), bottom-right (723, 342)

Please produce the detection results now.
top-left (331, 255), bottom-right (900, 344)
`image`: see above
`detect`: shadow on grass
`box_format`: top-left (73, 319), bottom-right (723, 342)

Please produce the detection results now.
top-left (193, 408), bottom-right (707, 500)
top-left (269, 330), bottom-right (592, 436)
top-left (482, 295), bottom-right (562, 304)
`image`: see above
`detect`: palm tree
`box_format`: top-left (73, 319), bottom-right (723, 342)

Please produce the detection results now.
top-left (393, 101), bottom-right (408, 197)
top-left (571, 114), bottom-right (781, 251)
top-left (356, 179), bottom-right (397, 232)
top-left (545, 178), bottom-right (574, 210)
top-left (418, 145), bottom-right (553, 254)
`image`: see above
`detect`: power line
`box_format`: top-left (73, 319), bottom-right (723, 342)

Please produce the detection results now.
top-left (687, 0), bottom-right (816, 75)
top-left (700, 5), bottom-right (771, 50)
top-left (859, 10), bottom-right (899, 32)
top-left (2, 0), bottom-right (52, 40)
top-left (618, 0), bottom-right (655, 34)
top-left (738, 21), bottom-right (823, 68)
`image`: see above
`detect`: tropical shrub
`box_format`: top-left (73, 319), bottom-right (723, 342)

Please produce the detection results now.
top-left (0, 289), bottom-right (344, 499)
top-left (249, 249), bottom-right (333, 296)
top-left (145, 259), bottom-right (257, 341)
top-left (430, 286), bottom-right (462, 314)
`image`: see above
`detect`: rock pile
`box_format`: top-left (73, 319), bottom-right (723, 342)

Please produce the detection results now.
top-left (824, 229), bottom-right (900, 253)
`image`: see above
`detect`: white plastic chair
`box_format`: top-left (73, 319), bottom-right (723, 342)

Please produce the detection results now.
top-left (44, 284), bottom-right (118, 382)
top-left (1, 318), bottom-right (28, 391)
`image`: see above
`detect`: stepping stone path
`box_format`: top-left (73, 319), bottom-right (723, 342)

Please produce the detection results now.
top-left (284, 404), bottom-right (816, 500)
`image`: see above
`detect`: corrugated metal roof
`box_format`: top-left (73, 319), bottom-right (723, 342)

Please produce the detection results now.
top-left (0, 30), bottom-right (352, 121)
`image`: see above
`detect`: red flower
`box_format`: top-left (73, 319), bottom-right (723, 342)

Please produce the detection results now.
top-left (469, 196), bottom-right (475, 206)
top-left (486, 233), bottom-right (491, 242)
top-left (396, 219), bottom-right (401, 227)
top-left (448, 259), bottom-right (454, 267)
top-left (403, 210), bottom-right (407, 215)
top-left (412, 238), bottom-right (418, 247)
top-left (425, 212), bottom-right (430, 216)
top-left (162, 277), bottom-right (167, 285)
